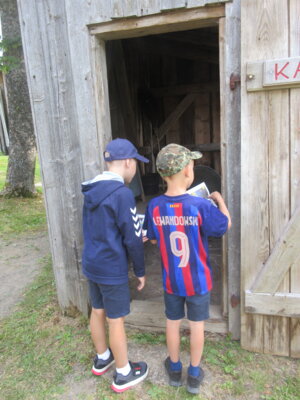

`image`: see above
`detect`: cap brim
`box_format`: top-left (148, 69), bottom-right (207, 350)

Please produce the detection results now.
top-left (190, 151), bottom-right (203, 159)
top-left (135, 154), bottom-right (150, 163)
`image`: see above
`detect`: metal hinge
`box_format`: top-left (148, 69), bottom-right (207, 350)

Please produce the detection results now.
top-left (230, 73), bottom-right (241, 90)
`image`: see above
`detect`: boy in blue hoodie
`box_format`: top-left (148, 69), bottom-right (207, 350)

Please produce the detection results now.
top-left (82, 138), bottom-right (149, 393)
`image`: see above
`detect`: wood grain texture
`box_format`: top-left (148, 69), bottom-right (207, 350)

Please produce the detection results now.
top-left (17, 0), bottom-right (89, 314)
top-left (220, 0), bottom-right (241, 340)
top-left (252, 206), bottom-right (300, 294)
top-left (245, 292), bottom-right (300, 318)
top-left (290, 0), bottom-right (300, 358)
top-left (241, 0), bottom-right (282, 354)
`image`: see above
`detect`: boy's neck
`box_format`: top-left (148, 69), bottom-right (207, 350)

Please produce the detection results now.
top-left (164, 180), bottom-right (188, 196)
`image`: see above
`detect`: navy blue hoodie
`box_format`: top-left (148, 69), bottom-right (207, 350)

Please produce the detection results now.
top-left (82, 173), bottom-right (145, 284)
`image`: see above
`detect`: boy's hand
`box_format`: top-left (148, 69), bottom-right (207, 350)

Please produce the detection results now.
top-left (137, 276), bottom-right (146, 291)
top-left (209, 191), bottom-right (223, 205)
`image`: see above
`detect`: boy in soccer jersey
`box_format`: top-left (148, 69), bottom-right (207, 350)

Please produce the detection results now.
top-left (82, 138), bottom-right (149, 393)
top-left (144, 144), bottom-right (231, 395)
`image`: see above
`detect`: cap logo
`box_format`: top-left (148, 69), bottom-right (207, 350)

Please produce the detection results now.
top-left (104, 151), bottom-right (110, 158)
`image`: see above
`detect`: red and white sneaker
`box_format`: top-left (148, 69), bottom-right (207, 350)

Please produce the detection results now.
top-left (111, 361), bottom-right (148, 393)
top-left (91, 351), bottom-right (114, 376)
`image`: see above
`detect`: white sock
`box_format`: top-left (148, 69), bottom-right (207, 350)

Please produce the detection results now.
top-left (116, 362), bottom-right (131, 376)
top-left (97, 348), bottom-right (110, 361)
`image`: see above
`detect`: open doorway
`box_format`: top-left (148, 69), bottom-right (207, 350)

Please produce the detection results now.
top-left (104, 26), bottom-right (225, 331)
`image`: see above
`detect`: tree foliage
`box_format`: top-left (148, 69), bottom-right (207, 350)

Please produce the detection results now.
top-left (0, 37), bottom-right (22, 73)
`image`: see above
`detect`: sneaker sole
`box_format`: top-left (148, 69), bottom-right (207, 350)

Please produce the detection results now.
top-left (111, 366), bottom-right (149, 393)
top-left (92, 359), bottom-right (115, 376)
top-left (187, 385), bottom-right (200, 395)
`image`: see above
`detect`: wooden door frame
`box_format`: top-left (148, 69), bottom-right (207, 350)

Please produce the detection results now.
top-left (89, 3), bottom-right (241, 337)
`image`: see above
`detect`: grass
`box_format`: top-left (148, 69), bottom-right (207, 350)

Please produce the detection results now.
top-left (0, 154), bottom-right (42, 191)
top-left (0, 155), bottom-right (46, 239)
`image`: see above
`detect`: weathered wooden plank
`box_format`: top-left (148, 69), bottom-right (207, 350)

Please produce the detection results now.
top-left (137, 0), bottom-right (161, 16)
top-left (111, 0), bottom-right (124, 18)
top-left (89, 6), bottom-right (225, 39)
top-left (64, 0), bottom-right (105, 178)
top-left (17, 0), bottom-right (89, 314)
top-left (241, 0), bottom-right (272, 354)
top-left (290, 0), bottom-right (300, 359)
top-left (151, 83), bottom-right (218, 97)
top-left (126, 300), bottom-right (227, 334)
top-left (90, 37), bottom-right (112, 159)
top-left (160, 0), bottom-right (186, 11)
top-left (220, 0), bottom-right (241, 339)
top-left (252, 206), bottom-right (300, 294)
top-left (123, 0), bottom-right (139, 17)
top-left (188, 0), bottom-right (229, 7)
top-left (241, 0), bottom-right (290, 357)
top-left (245, 292), bottom-right (300, 318)
top-left (157, 93), bottom-right (197, 142)
top-left (262, 1), bottom-right (290, 358)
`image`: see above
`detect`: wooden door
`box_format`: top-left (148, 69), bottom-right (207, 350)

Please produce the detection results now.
top-left (241, 0), bottom-right (300, 357)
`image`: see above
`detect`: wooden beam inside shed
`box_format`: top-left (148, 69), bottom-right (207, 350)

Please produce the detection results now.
top-left (133, 37), bottom-right (219, 63)
top-left (157, 93), bottom-right (197, 142)
top-left (150, 83), bottom-right (219, 97)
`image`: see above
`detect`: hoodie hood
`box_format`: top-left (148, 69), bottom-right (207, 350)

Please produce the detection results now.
top-left (82, 175), bottom-right (124, 210)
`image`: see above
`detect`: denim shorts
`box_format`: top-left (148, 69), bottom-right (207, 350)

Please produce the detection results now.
top-left (88, 280), bottom-right (130, 319)
top-left (164, 291), bottom-right (210, 322)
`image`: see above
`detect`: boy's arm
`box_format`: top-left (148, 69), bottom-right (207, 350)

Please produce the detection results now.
top-left (116, 189), bottom-right (145, 278)
top-left (143, 204), bottom-right (158, 245)
top-left (209, 191), bottom-right (232, 229)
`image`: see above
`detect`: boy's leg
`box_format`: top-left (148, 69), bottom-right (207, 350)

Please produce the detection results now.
top-left (186, 292), bottom-right (210, 394)
top-left (189, 320), bottom-right (205, 366)
top-left (166, 318), bottom-right (182, 362)
top-left (90, 307), bottom-right (107, 354)
top-left (88, 280), bottom-right (115, 376)
top-left (163, 292), bottom-right (185, 387)
top-left (102, 283), bottom-right (148, 392)
top-left (107, 316), bottom-right (128, 368)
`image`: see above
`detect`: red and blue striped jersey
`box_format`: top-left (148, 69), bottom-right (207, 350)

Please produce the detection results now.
top-left (144, 194), bottom-right (228, 296)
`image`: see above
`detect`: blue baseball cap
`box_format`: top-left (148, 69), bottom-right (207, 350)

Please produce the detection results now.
top-left (104, 138), bottom-right (149, 163)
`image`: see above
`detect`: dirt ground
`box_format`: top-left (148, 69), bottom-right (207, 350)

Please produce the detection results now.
top-left (0, 232), bottom-right (49, 318)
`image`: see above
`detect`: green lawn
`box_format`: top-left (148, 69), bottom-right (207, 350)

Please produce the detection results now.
top-left (0, 154), bottom-right (42, 191)
top-left (0, 155), bottom-right (46, 238)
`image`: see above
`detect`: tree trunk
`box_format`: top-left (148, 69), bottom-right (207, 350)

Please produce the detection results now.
top-left (0, 0), bottom-right (36, 197)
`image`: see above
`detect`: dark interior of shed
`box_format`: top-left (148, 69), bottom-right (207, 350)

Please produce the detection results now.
top-left (105, 27), bottom-right (225, 318)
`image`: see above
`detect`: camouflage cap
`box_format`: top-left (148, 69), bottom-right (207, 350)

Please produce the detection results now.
top-left (156, 143), bottom-right (202, 177)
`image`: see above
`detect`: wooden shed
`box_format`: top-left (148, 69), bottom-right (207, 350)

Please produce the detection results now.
top-left (17, 0), bottom-right (300, 358)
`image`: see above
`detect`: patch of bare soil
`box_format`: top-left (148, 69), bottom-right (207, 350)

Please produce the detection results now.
top-left (0, 232), bottom-right (49, 318)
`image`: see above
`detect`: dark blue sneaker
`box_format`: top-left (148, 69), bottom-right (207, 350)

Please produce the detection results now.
top-left (187, 367), bottom-right (204, 394)
top-left (164, 357), bottom-right (182, 387)
top-left (111, 361), bottom-right (148, 393)
top-left (91, 350), bottom-right (114, 376)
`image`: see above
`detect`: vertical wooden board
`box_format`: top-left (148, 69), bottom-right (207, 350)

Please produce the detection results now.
top-left (160, 0), bottom-right (186, 11)
top-left (290, 0), bottom-right (300, 358)
top-left (211, 65), bottom-right (220, 174)
top-left (137, 0), bottom-right (161, 16)
top-left (65, 0), bottom-right (105, 177)
top-left (194, 94), bottom-right (211, 164)
top-left (241, 0), bottom-right (291, 355)
top-left (18, 0), bottom-right (90, 314)
top-left (241, 0), bottom-right (271, 352)
top-left (264, 90), bottom-right (290, 356)
top-left (111, 0), bottom-right (124, 18)
top-left (123, 0), bottom-right (139, 17)
top-left (220, 0), bottom-right (241, 339)
top-left (261, 1), bottom-right (290, 357)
